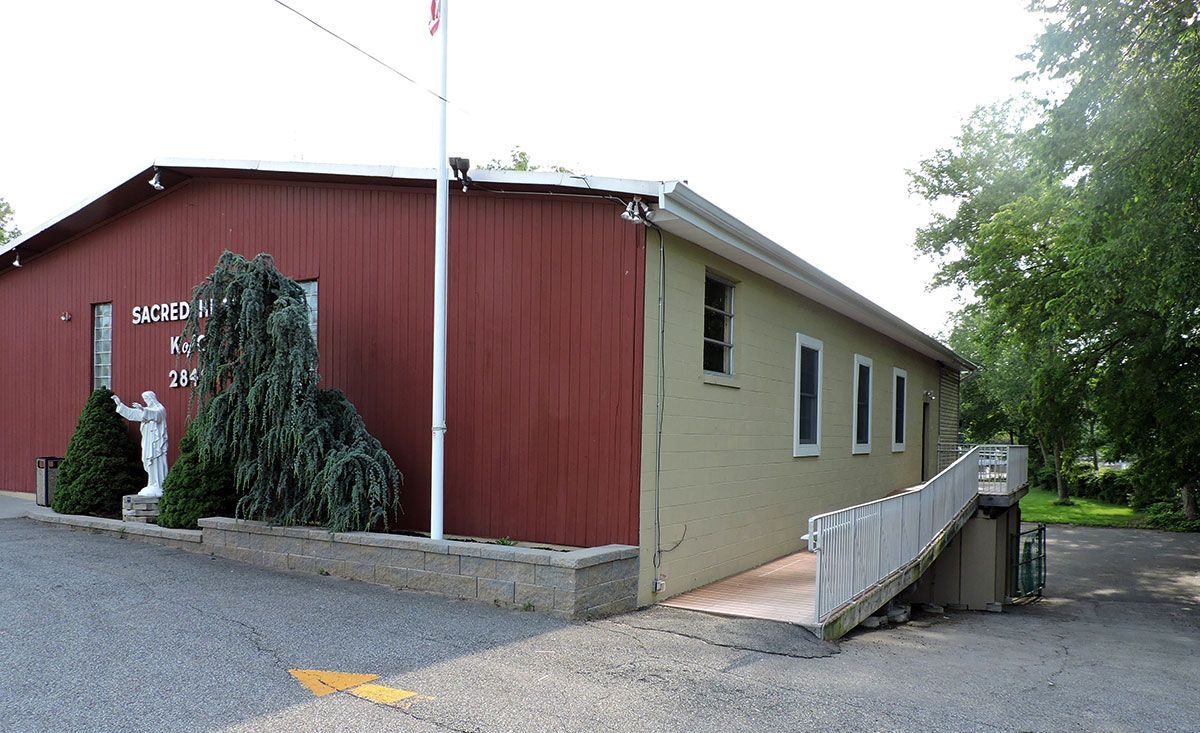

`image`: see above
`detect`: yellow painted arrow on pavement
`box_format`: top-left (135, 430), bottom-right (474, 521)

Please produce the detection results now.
top-left (288, 669), bottom-right (425, 709)
top-left (289, 669), bottom-right (380, 697)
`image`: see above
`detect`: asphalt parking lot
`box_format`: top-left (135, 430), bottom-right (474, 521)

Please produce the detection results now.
top-left (2, 500), bottom-right (1198, 732)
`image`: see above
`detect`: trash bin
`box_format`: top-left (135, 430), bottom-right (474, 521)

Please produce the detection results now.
top-left (36, 457), bottom-right (63, 507)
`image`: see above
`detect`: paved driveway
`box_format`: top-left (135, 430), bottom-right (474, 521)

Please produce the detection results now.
top-left (1, 502), bottom-right (1197, 731)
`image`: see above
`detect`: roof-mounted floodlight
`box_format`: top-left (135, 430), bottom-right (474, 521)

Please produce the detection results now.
top-left (449, 157), bottom-right (472, 192)
top-left (620, 197), bottom-right (653, 225)
top-left (12, 248), bottom-right (21, 268)
top-left (148, 170), bottom-right (164, 191)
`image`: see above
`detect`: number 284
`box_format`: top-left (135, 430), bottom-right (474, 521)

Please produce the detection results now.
top-left (169, 369), bottom-right (198, 388)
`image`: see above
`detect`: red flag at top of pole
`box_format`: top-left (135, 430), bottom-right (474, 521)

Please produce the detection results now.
top-left (428, 0), bottom-right (442, 35)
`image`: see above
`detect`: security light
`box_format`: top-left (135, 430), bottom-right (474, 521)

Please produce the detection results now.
top-left (11, 249), bottom-right (20, 268)
top-left (149, 170), bottom-right (164, 191)
top-left (620, 197), bottom-right (653, 225)
top-left (449, 157), bottom-right (472, 191)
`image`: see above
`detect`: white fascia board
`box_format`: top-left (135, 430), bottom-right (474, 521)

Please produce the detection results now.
top-left (656, 181), bottom-right (974, 372)
top-left (153, 158), bottom-right (662, 197)
top-left (2, 158), bottom-right (662, 262)
top-left (1, 160), bottom-right (156, 258)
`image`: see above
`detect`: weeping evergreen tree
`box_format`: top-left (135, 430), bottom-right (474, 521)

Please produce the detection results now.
top-left (181, 251), bottom-right (402, 532)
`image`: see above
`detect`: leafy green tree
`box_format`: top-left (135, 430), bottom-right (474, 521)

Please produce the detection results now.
top-left (157, 416), bottom-right (235, 529)
top-left (949, 305), bottom-right (1029, 444)
top-left (913, 105), bottom-right (1088, 501)
top-left (1028, 0), bottom-right (1200, 517)
top-left (0, 198), bottom-right (20, 247)
top-left (912, 1), bottom-right (1200, 514)
top-left (483, 146), bottom-right (574, 173)
top-left (52, 388), bottom-right (145, 517)
top-left (181, 251), bottom-right (402, 532)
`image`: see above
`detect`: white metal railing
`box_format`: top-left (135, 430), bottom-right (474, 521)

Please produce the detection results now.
top-left (807, 444), bottom-right (1027, 622)
top-left (939, 443), bottom-right (1028, 494)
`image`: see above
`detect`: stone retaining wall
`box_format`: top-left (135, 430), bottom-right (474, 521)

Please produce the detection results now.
top-left (197, 517), bottom-right (638, 619)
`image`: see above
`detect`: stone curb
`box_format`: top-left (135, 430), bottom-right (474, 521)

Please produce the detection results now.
top-left (24, 510), bottom-right (203, 543)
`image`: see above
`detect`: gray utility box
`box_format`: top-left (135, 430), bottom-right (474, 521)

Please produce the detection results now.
top-left (36, 457), bottom-right (63, 507)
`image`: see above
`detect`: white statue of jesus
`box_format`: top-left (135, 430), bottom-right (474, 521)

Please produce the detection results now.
top-left (113, 391), bottom-right (169, 497)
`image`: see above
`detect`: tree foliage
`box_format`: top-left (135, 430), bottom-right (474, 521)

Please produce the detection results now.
top-left (181, 251), bottom-right (402, 532)
top-left (157, 416), bottom-right (236, 529)
top-left (483, 146), bottom-right (574, 173)
top-left (912, 0), bottom-right (1200, 515)
top-left (0, 197), bottom-right (20, 248)
top-left (52, 388), bottom-right (145, 517)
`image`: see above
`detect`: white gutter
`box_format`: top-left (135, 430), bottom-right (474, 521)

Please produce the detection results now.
top-left (655, 181), bottom-right (973, 371)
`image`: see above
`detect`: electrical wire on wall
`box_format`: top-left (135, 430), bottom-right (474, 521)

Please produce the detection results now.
top-left (651, 223), bottom-right (667, 574)
top-left (647, 223), bottom-right (685, 583)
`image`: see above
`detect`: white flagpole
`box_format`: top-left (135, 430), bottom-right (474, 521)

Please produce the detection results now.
top-left (430, 0), bottom-right (449, 540)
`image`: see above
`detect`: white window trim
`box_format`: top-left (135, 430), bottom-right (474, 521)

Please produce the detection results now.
top-left (892, 367), bottom-right (907, 453)
top-left (702, 272), bottom-right (736, 377)
top-left (793, 333), bottom-right (823, 457)
top-left (852, 354), bottom-right (873, 455)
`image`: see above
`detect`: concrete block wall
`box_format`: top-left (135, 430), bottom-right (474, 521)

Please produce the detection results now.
top-left (198, 518), bottom-right (638, 619)
top-left (639, 233), bottom-right (950, 605)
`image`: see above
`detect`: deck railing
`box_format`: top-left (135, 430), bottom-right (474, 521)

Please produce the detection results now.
top-left (940, 443), bottom-right (1028, 495)
top-left (807, 444), bottom-right (1028, 622)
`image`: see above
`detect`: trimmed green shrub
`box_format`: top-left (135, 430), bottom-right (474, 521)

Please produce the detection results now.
top-left (158, 417), bottom-right (236, 529)
top-left (53, 388), bottom-right (145, 518)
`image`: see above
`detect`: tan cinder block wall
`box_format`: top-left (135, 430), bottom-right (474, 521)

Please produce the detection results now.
top-left (638, 233), bottom-right (951, 606)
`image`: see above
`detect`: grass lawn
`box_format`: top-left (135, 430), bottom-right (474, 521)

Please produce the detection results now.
top-left (1020, 486), bottom-right (1148, 528)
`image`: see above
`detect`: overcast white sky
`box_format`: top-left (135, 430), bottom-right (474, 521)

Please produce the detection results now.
top-left (0, 1), bottom-right (1042, 338)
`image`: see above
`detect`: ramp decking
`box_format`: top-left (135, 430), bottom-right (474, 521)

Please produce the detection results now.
top-left (659, 551), bottom-right (817, 627)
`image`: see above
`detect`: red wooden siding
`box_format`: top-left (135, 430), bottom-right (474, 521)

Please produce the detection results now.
top-left (0, 178), bottom-right (645, 546)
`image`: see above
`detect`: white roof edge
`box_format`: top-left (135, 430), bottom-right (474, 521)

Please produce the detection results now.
top-left (656, 180), bottom-right (973, 371)
top-left (2, 159), bottom-right (158, 257)
top-left (2, 158), bottom-right (661, 258)
top-left (150, 157), bottom-right (663, 196)
top-left (2, 158), bottom-right (968, 369)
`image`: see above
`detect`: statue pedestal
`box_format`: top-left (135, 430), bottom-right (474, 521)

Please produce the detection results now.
top-left (122, 494), bottom-right (161, 524)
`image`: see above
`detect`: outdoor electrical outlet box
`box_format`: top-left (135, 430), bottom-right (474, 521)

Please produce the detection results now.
top-left (653, 577), bottom-right (667, 593)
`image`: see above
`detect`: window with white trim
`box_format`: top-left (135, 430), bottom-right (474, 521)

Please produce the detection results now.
top-left (299, 280), bottom-right (318, 344)
top-left (892, 367), bottom-right (907, 452)
top-left (793, 334), bottom-right (823, 457)
top-left (852, 354), bottom-right (872, 454)
top-left (92, 303), bottom-right (112, 390)
top-left (702, 274), bottom-right (734, 375)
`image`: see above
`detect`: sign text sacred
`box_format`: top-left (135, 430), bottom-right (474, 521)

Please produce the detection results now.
top-left (131, 299), bottom-right (214, 325)
top-left (130, 297), bottom-right (215, 390)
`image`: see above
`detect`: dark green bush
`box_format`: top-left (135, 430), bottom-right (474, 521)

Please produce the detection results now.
top-left (1126, 461), bottom-right (1178, 511)
top-left (158, 417), bottom-right (236, 529)
top-left (52, 388), bottom-right (145, 518)
top-left (1054, 463), bottom-right (1134, 505)
top-left (1145, 501), bottom-right (1200, 533)
top-left (1094, 469), bottom-right (1132, 505)
top-left (1031, 463), bottom-right (1057, 492)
